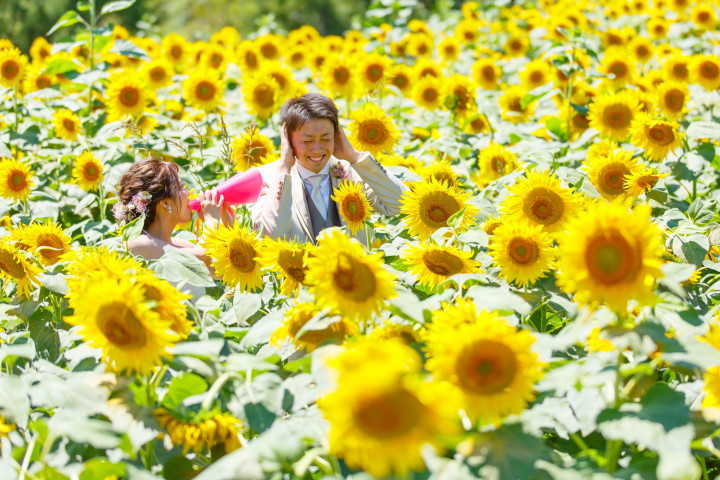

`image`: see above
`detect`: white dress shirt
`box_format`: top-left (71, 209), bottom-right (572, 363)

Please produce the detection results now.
top-left (295, 161), bottom-right (331, 214)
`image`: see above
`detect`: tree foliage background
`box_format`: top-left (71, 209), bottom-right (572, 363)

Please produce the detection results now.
top-left (0, 0), bottom-right (444, 53)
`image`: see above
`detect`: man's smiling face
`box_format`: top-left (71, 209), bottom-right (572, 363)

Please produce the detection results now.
top-left (290, 118), bottom-right (335, 173)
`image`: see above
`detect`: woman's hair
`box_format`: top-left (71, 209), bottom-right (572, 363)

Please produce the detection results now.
top-left (281, 93), bottom-right (339, 141)
top-left (116, 157), bottom-right (184, 228)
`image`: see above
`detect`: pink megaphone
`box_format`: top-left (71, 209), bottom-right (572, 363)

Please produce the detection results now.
top-left (188, 168), bottom-right (263, 211)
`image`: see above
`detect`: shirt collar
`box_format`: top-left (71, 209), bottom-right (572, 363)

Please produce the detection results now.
top-left (296, 160), bottom-right (331, 180)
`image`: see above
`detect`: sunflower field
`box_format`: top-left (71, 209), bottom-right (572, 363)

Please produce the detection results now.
top-left (3, 0), bottom-right (720, 478)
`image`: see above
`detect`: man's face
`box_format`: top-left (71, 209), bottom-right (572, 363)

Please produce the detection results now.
top-left (290, 118), bottom-right (335, 174)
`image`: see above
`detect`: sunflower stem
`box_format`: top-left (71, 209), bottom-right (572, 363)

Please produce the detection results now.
top-left (604, 439), bottom-right (622, 473)
top-left (365, 221), bottom-right (372, 250)
top-left (13, 87), bottom-right (19, 133)
top-left (699, 455), bottom-right (709, 480)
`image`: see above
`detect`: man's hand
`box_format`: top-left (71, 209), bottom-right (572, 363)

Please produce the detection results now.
top-left (333, 125), bottom-right (364, 164)
top-left (278, 125), bottom-right (295, 175)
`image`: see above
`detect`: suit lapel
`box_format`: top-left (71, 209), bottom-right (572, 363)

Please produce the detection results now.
top-left (290, 166), bottom-right (314, 242)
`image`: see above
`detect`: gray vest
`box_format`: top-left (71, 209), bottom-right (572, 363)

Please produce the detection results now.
top-left (303, 182), bottom-right (342, 241)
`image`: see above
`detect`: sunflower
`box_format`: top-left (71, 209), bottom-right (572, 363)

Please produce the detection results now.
top-left (588, 91), bottom-right (640, 141)
top-left (320, 55), bottom-right (357, 100)
top-left (702, 367), bottom-right (720, 409)
top-left (586, 327), bottom-right (615, 353)
top-left (504, 34), bottom-right (529, 58)
top-left (499, 85), bottom-right (534, 123)
top-left (29, 36), bottom-right (52, 63)
top-left (0, 47), bottom-right (27, 89)
top-left (424, 299), bottom-right (544, 423)
top-left (286, 46), bottom-right (308, 70)
top-left (304, 228), bottom-right (396, 322)
top-left (388, 63), bottom-right (413, 95)
top-left (258, 237), bottom-right (309, 295)
top-left (368, 322), bottom-right (422, 344)
top-left (355, 53), bottom-right (392, 94)
top-left (656, 81), bottom-right (689, 118)
top-left (231, 130), bottom-right (276, 172)
top-left (630, 114), bottom-right (683, 161)
top-left (647, 17), bottom-right (670, 40)
top-left (475, 142), bottom-right (520, 188)
top-left (143, 58), bottom-right (173, 90)
top-left (331, 181), bottom-right (373, 236)
top-left (624, 167), bottom-right (669, 198)
top-left (270, 302), bottom-right (358, 352)
top-left (556, 199), bottom-right (665, 312)
top-left (519, 59), bottom-right (552, 90)
top-left (241, 75), bottom-right (280, 121)
top-left (488, 222), bottom-right (554, 288)
top-left (445, 74), bottom-right (476, 119)
top-left (25, 222), bottom-right (72, 266)
top-left (348, 103), bottom-right (400, 156)
top-left (161, 33), bottom-right (188, 69)
top-left (0, 242), bottom-right (42, 298)
top-left (72, 151), bottom-right (104, 192)
top-left (501, 169), bottom-right (582, 233)
top-left (400, 177), bottom-right (479, 241)
top-left (320, 338), bottom-right (456, 478)
top-left (183, 69), bottom-right (224, 112)
top-left (420, 157), bottom-right (461, 188)
top-left (236, 41), bottom-right (262, 73)
top-left (629, 37), bottom-right (654, 64)
top-left (0, 415), bottom-right (14, 439)
top-left (438, 36), bottom-right (461, 62)
top-left (0, 159), bottom-right (34, 202)
top-left (691, 55), bottom-right (720, 91)
top-left (50, 109), bottom-right (80, 141)
top-left (690, 3), bottom-right (717, 30)
top-left (412, 75), bottom-right (444, 110)
top-left (464, 113), bottom-right (491, 134)
top-left (584, 148), bottom-right (642, 200)
top-left (200, 43), bottom-right (229, 71)
top-left (64, 246), bottom-right (144, 285)
top-left (202, 224), bottom-right (264, 291)
top-left (414, 58), bottom-right (443, 79)
top-left (255, 34), bottom-right (283, 61)
top-left (65, 275), bottom-right (177, 375)
top-left (403, 243), bottom-right (480, 288)
top-left (155, 409), bottom-right (243, 455)
top-left (663, 54), bottom-right (690, 83)
top-left (134, 272), bottom-right (193, 339)
top-left (105, 72), bottom-right (147, 120)
top-left (599, 49), bottom-right (635, 89)
top-left (22, 63), bottom-right (55, 93)
top-left (259, 61), bottom-right (299, 99)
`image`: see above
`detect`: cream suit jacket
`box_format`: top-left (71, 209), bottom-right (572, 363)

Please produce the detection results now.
top-left (251, 153), bottom-right (409, 246)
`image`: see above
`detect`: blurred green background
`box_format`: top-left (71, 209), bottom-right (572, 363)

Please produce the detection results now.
top-left (0, 0), bottom-right (446, 53)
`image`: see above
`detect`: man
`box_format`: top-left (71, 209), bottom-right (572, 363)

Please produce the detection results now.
top-left (251, 93), bottom-right (408, 245)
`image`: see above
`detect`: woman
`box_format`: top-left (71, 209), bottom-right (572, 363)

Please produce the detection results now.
top-left (114, 157), bottom-right (233, 265)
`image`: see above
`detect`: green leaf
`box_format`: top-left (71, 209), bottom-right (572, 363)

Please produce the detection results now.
top-left (99, 0), bottom-right (137, 16)
top-left (446, 206), bottom-right (466, 229)
top-left (698, 143), bottom-right (716, 162)
top-left (149, 246), bottom-right (216, 287)
top-left (687, 197), bottom-right (704, 220)
top-left (472, 424), bottom-right (551, 480)
top-left (41, 58), bottom-right (80, 75)
top-left (244, 402), bottom-right (275, 433)
top-left (76, 1), bottom-right (93, 12)
top-left (39, 273), bottom-right (69, 296)
top-left (569, 102), bottom-right (589, 115)
top-left (0, 375), bottom-right (30, 427)
top-left (121, 213), bottom-right (145, 244)
top-left (29, 309), bottom-right (60, 362)
top-left (109, 39), bottom-right (149, 60)
top-left (671, 234), bottom-right (709, 266)
top-left (0, 141), bottom-right (11, 159)
top-left (465, 285), bottom-right (532, 316)
top-left (48, 416), bottom-right (120, 449)
top-left (47, 10), bottom-right (88, 36)
top-left (545, 116), bottom-right (568, 141)
top-left (161, 373), bottom-right (208, 411)
top-left (80, 459), bottom-right (127, 480)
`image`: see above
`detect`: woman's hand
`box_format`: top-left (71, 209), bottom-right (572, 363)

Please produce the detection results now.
top-left (278, 125), bottom-right (295, 175)
top-left (197, 188), bottom-right (225, 229)
top-left (221, 202), bottom-right (235, 227)
top-left (333, 125), bottom-right (364, 164)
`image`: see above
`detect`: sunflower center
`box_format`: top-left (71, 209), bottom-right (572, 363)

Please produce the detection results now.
top-left (697, 11), bottom-right (711, 22)
top-left (673, 64), bottom-right (688, 78)
top-left (359, 121), bottom-right (389, 145)
top-left (491, 156), bottom-right (507, 174)
top-left (119, 87), bottom-right (140, 107)
top-left (1, 60), bottom-right (19, 80)
top-left (456, 340), bottom-right (517, 394)
top-left (36, 76), bottom-right (51, 89)
top-left (170, 45), bottom-right (183, 60)
top-left (510, 40), bottom-right (522, 52)
top-left (83, 162), bottom-right (100, 181)
top-left (228, 240), bottom-right (257, 273)
top-left (508, 96), bottom-right (523, 112)
top-left (585, 231), bottom-right (640, 285)
top-left (260, 43), bottom-right (278, 59)
top-left (524, 188), bottom-right (563, 224)
top-left (269, 73), bottom-right (287, 90)
top-left (210, 53), bottom-right (223, 68)
top-left (0, 250), bottom-right (24, 279)
top-left (342, 195), bottom-right (365, 221)
top-left (423, 88), bottom-right (438, 102)
top-left (419, 67), bottom-right (438, 78)
top-left (572, 113), bottom-right (590, 129)
top-left (422, 250), bottom-right (465, 276)
top-left (602, 104), bottom-right (631, 130)
top-left (529, 70), bottom-right (545, 85)
top-left (36, 233), bottom-right (65, 262)
top-left (332, 253), bottom-right (376, 302)
top-left (62, 118), bottom-right (76, 132)
top-left (366, 65), bottom-right (383, 82)
top-left (599, 163), bottom-right (629, 195)
top-left (96, 302), bottom-right (147, 349)
top-left (420, 192), bottom-right (461, 228)
top-left (9, 170), bottom-right (27, 191)
top-left (245, 52), bottom-right (258, 67)
top-left (664, 89), bottom-right (684, 111)
top-left (254, 84), bottom-right (275, 108)
top-left (245, 140), bottom-right (267, 163)
top-left (333, 66), bottom-right (350, 84)
top-left (700, 61), bottom-right (719, 80)
top-left (636, 46), bottom-right (649, 58)
top-left (278, 250), bottom-right (306, 283)
top-left (508, 237), bottom-right (538, 265)
top-left (196, 81), bottom-right (216, 101)
top-left (355, 389), bottom-right (423, 439)
top-left (481, 65), bottom-right (496, 82)
top-left (149, 67), bottom-right (166, 82)
top-left (646, 124), bottom-right (675, 146)
top-left (391, 74), bottom-right (408, 88)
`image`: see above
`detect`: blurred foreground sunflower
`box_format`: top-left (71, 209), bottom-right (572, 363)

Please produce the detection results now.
top-left (25, 222), bottom-right (72, 266)
top-left (269, 302), bottom-right (358, 352)
top-left (258, 237), bottom-right (309, 296)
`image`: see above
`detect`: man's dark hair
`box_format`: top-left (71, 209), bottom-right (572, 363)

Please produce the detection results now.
top-left (280, 93), bottom-right (339, 143)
